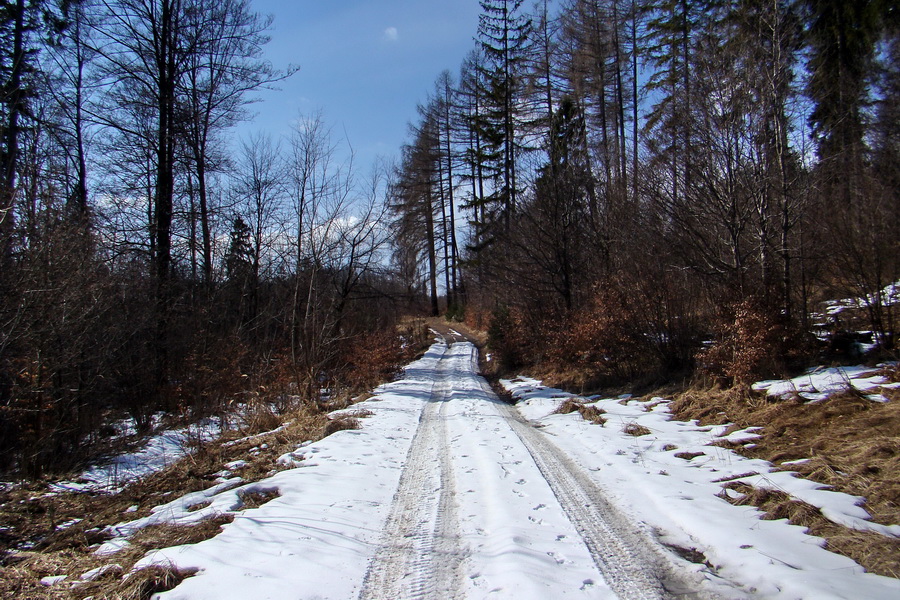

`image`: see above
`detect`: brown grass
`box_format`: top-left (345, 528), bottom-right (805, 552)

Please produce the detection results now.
top-left (106, 564), bottom-right (199, 600)
top-left (0, 322), bottom-right (416, 598)
top-left (322, 415), bottom-right (361, 437)
top-left (554, 398), bottom-right (584, 415)
top-left (720, 483), bottom-right (900, 578)
top-left (0, 517), bottom-right (230, 600)
top-left (554, 399), bottom-right (607, 425)
top-left (623, 422), bottom-right (652, 436)
top-left (237, 489), bottom-right (280, 510)
top-left (670, 383), bottom-right (900, 577)
top-left (674, 451), bottom-right (706, 461)
top-left (0, 405), bottom-right (328, 600)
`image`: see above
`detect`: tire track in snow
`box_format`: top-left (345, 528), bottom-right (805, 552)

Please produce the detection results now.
top-left (492, 386), bottom-right (708, 600)
top-left (358, 342), bottom-right (466, 600)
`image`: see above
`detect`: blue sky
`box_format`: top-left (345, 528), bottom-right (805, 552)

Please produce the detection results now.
top-left (237, 0), bottom-right (484, 170)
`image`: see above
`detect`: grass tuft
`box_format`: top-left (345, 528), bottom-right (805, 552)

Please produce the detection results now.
top-left (112, 564), bottom-right (199, 600)
top-left (238, 488), bottom-right (280, 510)
top-left (322, 415), bottom-right (361, 437)
top-left (555, 399), bottom-right (607, 425)
top-left (623, 422), bottom-right (652, 436)
top-left (674, 451), bottom-right (705, 461)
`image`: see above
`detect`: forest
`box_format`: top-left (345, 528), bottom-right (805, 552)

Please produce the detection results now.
top-left (391, 0), bottom-right (898, 386)
top-left (0, 0), bottom-right (897, 478)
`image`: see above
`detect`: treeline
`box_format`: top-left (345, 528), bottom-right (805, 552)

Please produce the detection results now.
top-left (392, 0), bottom-right (898, 385)
top-left (0, 1), bottom-right (407, 476)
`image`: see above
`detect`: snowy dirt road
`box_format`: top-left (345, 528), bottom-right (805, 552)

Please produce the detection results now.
top-left (359, 340), bottom-right (703, 600)
top-left (138, 340), bottom-right (716, 599)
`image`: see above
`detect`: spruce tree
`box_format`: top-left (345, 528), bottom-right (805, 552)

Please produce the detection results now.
top-left (476, 0), bottom-right (532, 229)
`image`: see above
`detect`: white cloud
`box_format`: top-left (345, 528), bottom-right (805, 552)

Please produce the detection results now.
top-left (383, 26), bottom-right (398, 42)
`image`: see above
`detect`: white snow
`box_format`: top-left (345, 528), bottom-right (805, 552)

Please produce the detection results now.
top-left (504, 376), bottom-right (900, 599)
top-left (124, 342), bottom-right (619, 599)
top-left (753, 365), bottom-right (896, 402)
top-left (824, 281), bottom-right (900, 316)
top-left (79, 563), bottom-right (122, 581)
top-left (73, 342), bottom-right (899, 599)
top-left (51, 417), bottom-right (223, 493)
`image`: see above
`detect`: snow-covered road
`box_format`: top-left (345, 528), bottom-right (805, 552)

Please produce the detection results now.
top-left (357, 341), bottom-right (698, 600)
top-left (129, 339), bottom-right (898, 599)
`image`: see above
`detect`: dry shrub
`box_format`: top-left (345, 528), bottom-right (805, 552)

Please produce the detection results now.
top-left (167, 338), bottom-right (248, 418)
top-left (545, 289), bottom-right (646, 385)
top-left (697, 299), bottom-right (810, 386)
top-left (464, 306), bottom-right (491, 332)
top-left (487, 305), bottom-right (532, 372)
top-left (623, 422), bottom-right (652, 436)
top-left (338, 330), bottom-right (405, 393)
top-left (397, 317), bottom-right (431, 356)
top-left (240, 399), bottom-right (283, 435)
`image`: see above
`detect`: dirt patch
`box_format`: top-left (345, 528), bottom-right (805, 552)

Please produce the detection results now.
top-left (426, 318), bottom-right (487, 347)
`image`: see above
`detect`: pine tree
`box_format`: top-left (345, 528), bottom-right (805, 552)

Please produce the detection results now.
top-left (805, 0), bottom-right (881, 166)
top-left (0, 0), bottom-right (44, 262)
top-left (224, 215), bottom-right (253, 326)
top-left (476, 0), bottom-right (532, 229)
top-left (390, 109), bottom-right (442, 316)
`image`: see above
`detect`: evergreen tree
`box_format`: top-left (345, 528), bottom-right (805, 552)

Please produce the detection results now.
top-left (224, 215), bottom-right (253, 325)
top-left (476, 0), bottom-right (532, 229)
top-left (804, 0), bottom-right (881, 165)
top-left (0, 0), bottom-right (45, 262)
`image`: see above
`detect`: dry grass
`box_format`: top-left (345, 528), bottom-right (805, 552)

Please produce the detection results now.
top-left (674, 451), bottom-right (705, 461)
top-left (322, 415), bottom-right (361, 437)
top-left (0, 404), bottom-right (328, 599)
top-left (720, 483), bottom-right (900, 578)
top-left (0, 322), bottom-right (417, 598)
top-left (554, 398), bottom-right (585, 415)
top-left (670, 382), bottom-right (900, 577)
top-left (237, 489), bottom-right (280, 511)
top-left (0, 517), bottom-right (230, 600)
top-left (105, 565), bottom-right (199, 600)
top-left (623, 422), bottom-right (652, 436)
top-left (554, 399), bottom-right (607, 425)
